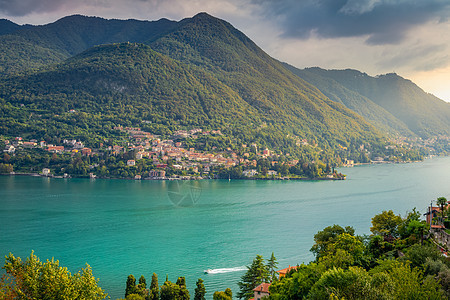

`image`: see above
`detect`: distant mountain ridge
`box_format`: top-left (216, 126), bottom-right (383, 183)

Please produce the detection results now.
top-left (290, 67), bottom-right (450, 139)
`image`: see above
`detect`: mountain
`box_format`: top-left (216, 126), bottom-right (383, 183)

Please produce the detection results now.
top-left (0, 19), bottom-right (21, 35)
top-left (296, 67), bottom-right (450, 139)
top-left (284, 65), bottom-right (415, 137)
top-left (0, 13), bottom-right (431, 164)
top-left (0, 15), bottom-right (178, 76)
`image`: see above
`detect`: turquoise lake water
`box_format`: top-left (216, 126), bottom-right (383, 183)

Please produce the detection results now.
top-left (1, 156), bottom-right (450, 299)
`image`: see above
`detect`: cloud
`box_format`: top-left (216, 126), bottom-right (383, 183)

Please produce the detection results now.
top-left (0, 0), bottom-right (67, 16)
top-left (252, 0), bottom-right (450, 45)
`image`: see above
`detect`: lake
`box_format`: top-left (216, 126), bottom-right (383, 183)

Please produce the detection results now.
top-left (1, 156), bottom-right (450, 299)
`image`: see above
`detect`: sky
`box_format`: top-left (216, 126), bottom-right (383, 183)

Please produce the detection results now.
top-left (1, 0), bottom-right (450, 102)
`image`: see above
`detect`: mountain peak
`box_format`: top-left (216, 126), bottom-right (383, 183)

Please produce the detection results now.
top-left (192, 12), bottom-right (216, 20)
top-left (0, 19), bottom-right (21, 35)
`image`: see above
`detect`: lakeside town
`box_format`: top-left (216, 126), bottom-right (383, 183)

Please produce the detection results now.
top-left (2, 123), bottom-right (448, 181)
top-left (1, 126), bottom-right (350, 180)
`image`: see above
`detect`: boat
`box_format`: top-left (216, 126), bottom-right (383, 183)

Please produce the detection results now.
top-left (204, 269), bottom-right (212, 274)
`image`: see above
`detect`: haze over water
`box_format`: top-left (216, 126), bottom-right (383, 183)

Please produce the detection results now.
top-left (1, 156), bottom-right (450, 299)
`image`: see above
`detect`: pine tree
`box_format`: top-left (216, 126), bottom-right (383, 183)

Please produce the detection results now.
top-left (137, 275), bottom-right (147, 298)
top-left (267, 252), bottom-right (278, 281)
top-left (237, 255), bottom-right (270, 299)
top-left (125, 274), bottom-right (137, 297)
top-left (148, 273), bottom-right (159, 300)
top-left (139, 275), bottom-right (147, 289)
top-left (194, 278), bottom-right (206, 300)
top-left (176, 276), bottom-right (190, 300)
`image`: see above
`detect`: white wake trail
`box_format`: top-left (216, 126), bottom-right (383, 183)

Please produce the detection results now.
top-left (204, 266), bottom-right (247, 274)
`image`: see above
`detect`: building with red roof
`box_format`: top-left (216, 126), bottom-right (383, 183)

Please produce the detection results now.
top-left (276, 265), bottom-right (299, 278)
top-left (249, 282), bottom-right (270, 300)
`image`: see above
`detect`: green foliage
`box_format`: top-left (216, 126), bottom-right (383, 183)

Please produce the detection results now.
top-left (127, 294), bottom-right (146, 300)
top-left (149, 273), bottom-right (159, 300)
top-left (160, 280), bottom-right (180, 300)
top-left (300, 68), bottom-right (450, 139)
top-left (126, 274), bottom-right (137, 297)
top-left (286, 65), bottom-right (416, 138)
top-left (1, 251), bottom-right (107, 299)
top-left (271, 207), bottom-right (449, 299)
top-left (194, 278), bottom-right (206, 300)
top-left (308, 266), bottom-right (373, 300)
top-left (175, 277), bottom-right (190, 300)
top-left (237, 254), bottom-right (270, 299)
top-left (0, 163), bottom-right (13, 173)
top-left (370, 210), bottom-right (402, 239)
top-left (213, 288), bottom-right (232, 300)
top-left (159, 277), bottom-right (189, 300)
top-left (402, 244), bottom-right (442, 269)
top-left (266, 252), bottom-right (278, 281)
top-left (310, 224), bottom-right (355, 259)
top-left (269, 263), bottom-right (325, 299)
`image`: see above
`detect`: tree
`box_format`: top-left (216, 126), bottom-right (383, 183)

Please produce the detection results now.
top-left (127, 294), bottom-right (146, 300)
top-left (148, 273), bottom-right (159, 300)
top-left (2, 251), bottom-right (107, 300)
top-left (136, 275), bottom-right (148, 298)
top-left (406, 220), bottom-right (428, 244)
top-left (310, 225), bottom-right (355, 259)
top-left (126, 274), bottom-right (137, 297)
top-left (308, 266), bottom-right (372, 300)
top-left (437, 197), bottom-right (447, 224)
top-left (176, 277), bottom-right (190, 300)
top-left (139, 275), bottom-right (147, 289)
top-left (370, 210), bottom-right (402, 239)
top-left (0, 163), bottom-right (13, 173)
top-left (237, 255), bottom-right (269, 299)
top-left (194, 278), bottom-right (206, 300)
top-left (160, 280), bottom-right (180, 300)
top-left (266, 252), bottom-right (278, 281)
top-left (213, 288), bottom-right (232, 300)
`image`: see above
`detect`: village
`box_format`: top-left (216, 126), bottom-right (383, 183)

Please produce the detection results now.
top-left (2, 126), bottom-right (334, 180)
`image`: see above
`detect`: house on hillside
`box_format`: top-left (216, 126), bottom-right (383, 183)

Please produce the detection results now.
top-left (47, 146), bottom-right (64, 153)
top-left (277, 265), bottom-right (299, 278)
top-left (243, 169), bottom-right (258, 177)
top-left (249, 283), bottom-right (270, 300)
top-left (267, 170), bottom-right (277, 176)
top-left (424, 201), bottom-right (450, 235)
top-left (3, 145), bottom-right (15, 153)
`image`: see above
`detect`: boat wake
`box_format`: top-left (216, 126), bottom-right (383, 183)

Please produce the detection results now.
top-left (204, 266), bottom-right (247, 274)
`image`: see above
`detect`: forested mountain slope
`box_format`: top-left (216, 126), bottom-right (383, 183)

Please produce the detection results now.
top-left (284, 64), bottom-right (415, 137)
top-left (0, 12), bottom-right (438, 163)
top-left (301, 68), bottom-right (450, 138)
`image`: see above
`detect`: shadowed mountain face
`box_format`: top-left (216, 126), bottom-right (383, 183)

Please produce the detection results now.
top-left (0, 12), bottom-right (446, 161)
top-left (293, 68), bottom-right (450, 139)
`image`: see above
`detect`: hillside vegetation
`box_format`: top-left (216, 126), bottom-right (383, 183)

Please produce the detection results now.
top-left (0, 12), bottom-right (446, 173)
top-left (298, 67), bottom-right (450, 139)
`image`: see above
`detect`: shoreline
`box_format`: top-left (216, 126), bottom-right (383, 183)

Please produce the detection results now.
top-left (0, 172), bottom-right (345, 181)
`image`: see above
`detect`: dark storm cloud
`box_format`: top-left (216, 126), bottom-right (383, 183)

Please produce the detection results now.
top-left (253, 0), bottom-right (450, 44)
top-left (0, 0), bottom-right (67, 16)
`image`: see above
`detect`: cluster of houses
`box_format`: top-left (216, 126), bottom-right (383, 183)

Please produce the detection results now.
top-left (3, 126), bottom-right (299, 179)
top-left (425, 199), bottom-right (450, 251)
